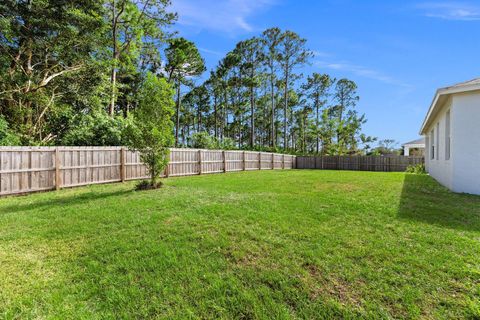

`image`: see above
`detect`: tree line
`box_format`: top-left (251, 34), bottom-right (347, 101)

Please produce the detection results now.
top-left (176, 27), bottom-right (376, 155)
top-left (0, 0), bottom-right (380, 155)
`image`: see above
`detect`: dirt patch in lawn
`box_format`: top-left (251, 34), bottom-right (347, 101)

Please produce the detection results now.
top-left (303, 262), bottom-right (364, 308)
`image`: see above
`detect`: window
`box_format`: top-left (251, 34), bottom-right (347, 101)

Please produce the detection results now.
top-left (436, 122), bottom-right (440, 160)
top-left (430, 129), bottom-right (435, 160)
top-left (445, 111), bottom-right (451, 160)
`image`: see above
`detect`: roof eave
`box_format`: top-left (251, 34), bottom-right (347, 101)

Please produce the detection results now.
top-left (419, 83), bottom-right (480, 135)
top-left (419, 90), bottom-right (441, 135)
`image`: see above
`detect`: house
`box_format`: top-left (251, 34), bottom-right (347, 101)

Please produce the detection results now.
top-left (420, 78), bottom-right (480, 195)
top-left (402, 138), bottom-right (425, 156)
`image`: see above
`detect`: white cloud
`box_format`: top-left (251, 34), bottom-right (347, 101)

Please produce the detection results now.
top-left (171, 0), bottom-right (278, 34)
top-left (417, 2), bottom-right (480, 21)
top-left (315, 60), bottom-right (411, 88)
top-left (198, 47), bottom-right (224, 57)
top-left (312, 51), bottom-right (332, 58)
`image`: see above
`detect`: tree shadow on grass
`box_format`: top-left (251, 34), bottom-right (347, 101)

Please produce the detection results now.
top-left (397, 174), bottom-right (480, 232)
top-left (0, 189), bottom-right (134, 216)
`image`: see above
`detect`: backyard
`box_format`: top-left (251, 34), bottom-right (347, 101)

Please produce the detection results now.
top-left (0, 170), bottom-right (479, 319)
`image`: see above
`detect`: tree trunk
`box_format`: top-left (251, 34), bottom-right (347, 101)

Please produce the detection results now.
top-left (197, 107), bottom-right (201, 132)
top-left (238, 113), bottom-right (242, 149)
top-left (175, 79), bottom-right (181, 146)
top-left (316, 94), bottom-right (320, 154)
top-left (109, 0), bottom-right (118, 116)
top-left (303, 113), bottom-right (306, 153)
top-left (270, 75), bottom-right (275, 149)
top-left (214, 95), bottom-right (218, 138)
top-left (283, 66), bottom-right (289, 150)
top-left (151, 153), bottom-right (156, 185)
top-left (250, 86), bottom-right (255, 148)
top-left (337, 103), bottom-right (344, 153)
top-left (109, 67), bottom-right (116, 115)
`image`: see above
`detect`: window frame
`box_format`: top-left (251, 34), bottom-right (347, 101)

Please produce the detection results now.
top-left (430, 129), bottom-right (435, 160)
top-left (445, 110), bottom-right (451, 161)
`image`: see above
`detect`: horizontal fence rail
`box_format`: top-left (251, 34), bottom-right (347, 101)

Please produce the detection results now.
top-left (296, 155), bottom-right (424, 172)
top-left (0, 147), bottom-right (296, 196)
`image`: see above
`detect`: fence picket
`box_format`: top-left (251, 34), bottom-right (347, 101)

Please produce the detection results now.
top-left (296, 155), bottom-right (424, 172)
top-left (0, 147), bottom-right (296, 196)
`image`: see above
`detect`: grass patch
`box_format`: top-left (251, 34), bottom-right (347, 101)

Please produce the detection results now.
top-left (0, 170), bottom-right (479, 319)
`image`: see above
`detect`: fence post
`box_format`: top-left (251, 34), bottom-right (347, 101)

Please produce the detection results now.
top-left (55, 147), bottom-right (61, 190)
top-left (282, 154), bottom-right (285, 169)
top-left (223, 150), bottom-right (226, 173)
top-left (271, 153), bottom-right (275, 169)
top-left (242, 151), bottom-right (246, 171)
top-left (198, 149), bottom-right (203, 175)
top-left (120, 147), bottom-right (126, 182)
top-left (258, 152), bottom-right (262, 170)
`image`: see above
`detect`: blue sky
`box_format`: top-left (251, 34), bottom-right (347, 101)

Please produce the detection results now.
top-left (170, 0), bottom-right (480, 145)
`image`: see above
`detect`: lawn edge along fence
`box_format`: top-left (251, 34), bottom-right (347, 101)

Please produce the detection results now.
top-left (0, 147), bottom-right (296, 196)
top-left (296, 155), bottom-right (424, 172)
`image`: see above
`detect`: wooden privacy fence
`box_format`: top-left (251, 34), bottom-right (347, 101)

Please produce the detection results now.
top-left (296, 155), bottom-right (424, 172)
top-left (0, 147), bottom-right (296, 196)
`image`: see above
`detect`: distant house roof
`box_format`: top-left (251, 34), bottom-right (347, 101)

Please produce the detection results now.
top-left (419, 78), bottom-right (480, 135)
top-left (402, 138), bottom-right (425, 147)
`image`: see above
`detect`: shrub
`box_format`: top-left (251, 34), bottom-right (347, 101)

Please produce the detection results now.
top-left (405, 163), bottom-right (426, 174)
top-left (135, 180), bottom-right (163, 190)
top-left (0, 116), bottom-right (21, 145)
top-left (62, 112), bottom-right (130, 146)
top-left (218, 137), bottom-right (236, 150)
top-left (125, 73), bottom-right (174, 187)
top-left (189, 132), bottom-right (216, 149)
top-left (188, 132), bottom-right (237, 150)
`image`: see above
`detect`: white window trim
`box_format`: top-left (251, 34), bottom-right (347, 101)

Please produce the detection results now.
top-left (445, 110), bottom-right (451, 161)
top-left (430, 129), bottom-right (435, 160)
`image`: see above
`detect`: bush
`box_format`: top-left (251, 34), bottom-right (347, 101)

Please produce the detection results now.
top-left (188, 132), bottom-right (237, 150)
top-left (189, 132), bottom-right (216, 149)
top-left (0, 116), bottom-right (21, 145)
top-left (135, 180), bottom-right (163, 190)
top-left (405, 163), bottom-right (426, 174)
top-left (62, 112), bottom-right (130, 146)
top-left (218, 137), bottom-right (236, 150)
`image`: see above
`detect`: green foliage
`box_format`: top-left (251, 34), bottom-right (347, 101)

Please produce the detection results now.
top-left (125, 73), bottom-right (174, 185)
top-left (370, 139), bottom-right (401, 156)
top-left (165, 37), bottom-right (206, 82)
top-left (106, 0), bottom-right (176, 115)
top-left (182, 28), bottom-right (371, 156)
top-left (220, 137), bottom-right (236, 150)
top-left (61, 112), bottom-right (131, 146)
top-left (164, 37), bottom-right (206, 146)
top-left (0, 0), bottom-right (107, 143)
top-left (189, 132), bottom-right (217, 149)
top-left (0, 116), bottom-right (20, 146)
top-left (406, 163), bottom-right (427, 174)
top-left (0, 1), bottom-right (372, 156)
top-left (189, 132), bottom-right (236, 150)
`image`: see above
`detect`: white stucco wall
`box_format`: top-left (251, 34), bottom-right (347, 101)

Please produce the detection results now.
top-left (424, 98), bottom-right (453, 190)
top-left (450, 92), bottom-right (480, 195)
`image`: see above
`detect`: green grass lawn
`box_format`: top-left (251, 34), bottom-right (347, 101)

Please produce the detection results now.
top-left (0, 170), bottom-right (479, 319)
